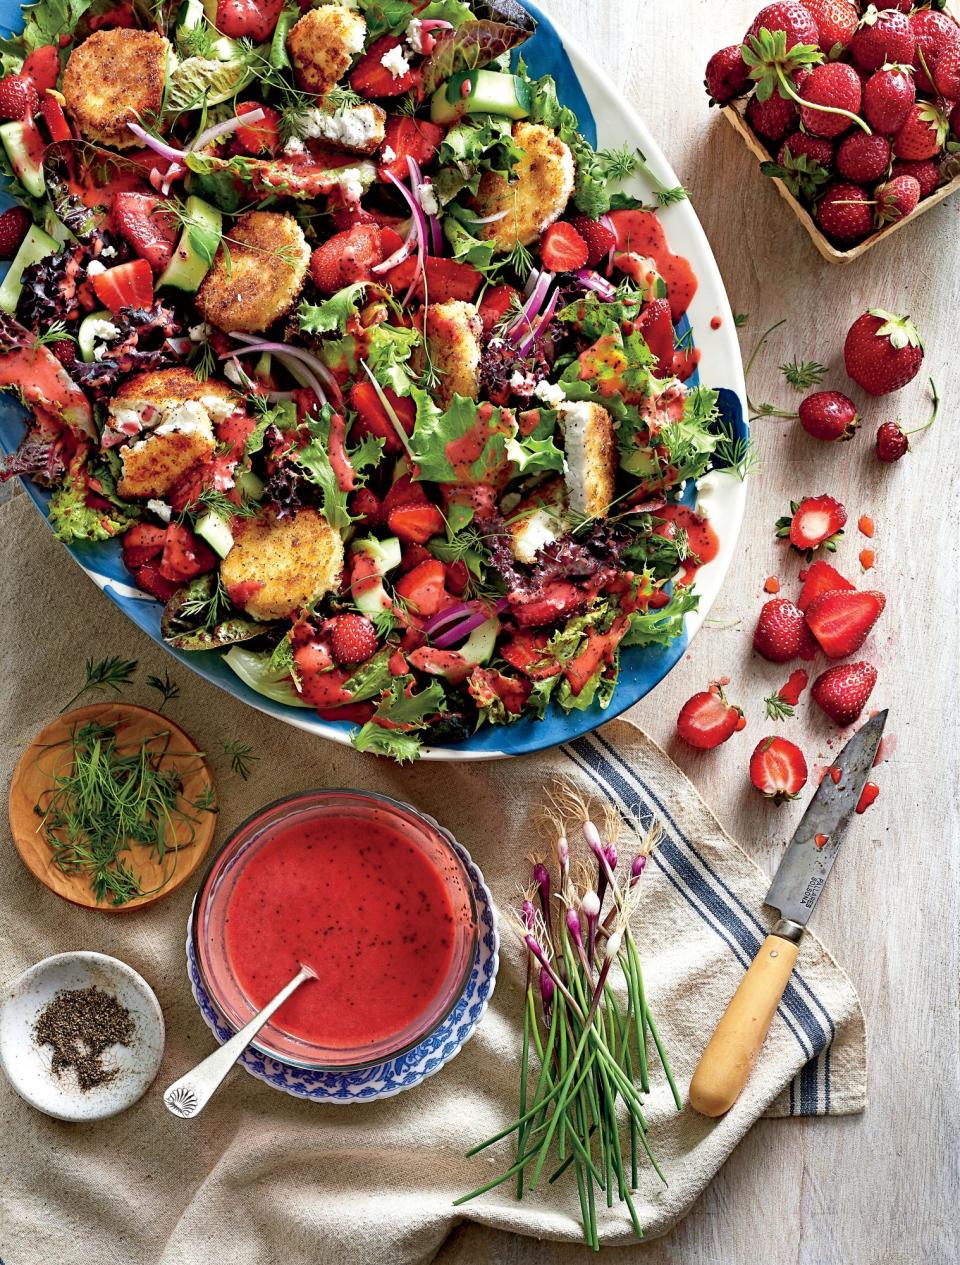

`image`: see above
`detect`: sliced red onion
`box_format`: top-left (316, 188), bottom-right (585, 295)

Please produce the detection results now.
top-left (385, 168), bottom-right (428, 304)
top-left (359, 359), bottom-right (414, 459)
top-left (222, 345), bottom-right (327, 406)
top-left (371, 220), bottom-right (417, 274)
top-left (572, 268), bottom-right (617, 300)
top-left (407, 156), bottom-right (442, 256)
top-left (127, 122), bottom-right (187, 164)
top-left (159, 161), bottom-right (184, 196)
top-left (506, 269), bottom-right (554, 342)
top-left (192, 107), bottom-right (264, 153)
top-left (434, 609), bottom-right (490, 649)
top-left (463, 209), bottom-right (510, 225)
top-left (418, 18), bottom-right (455, 30)
top-left (164, 336), bottom-right (192, 355)
top-left (422, 600), bottom-right (475, 636)
top-left (265, 390), bottom-right (295, 402)
top-left (516, 287), bottom-right (560, 356)
top-left (227, 333), bottom-right (343, 407)
top-left (523, 266), bottom-right (541, 298)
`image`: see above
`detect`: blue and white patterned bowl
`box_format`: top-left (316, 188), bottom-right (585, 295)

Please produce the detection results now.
top-left (184, 828), bottom-right (498, 1103)
top-left (0, 1), bottom-right (748, 759)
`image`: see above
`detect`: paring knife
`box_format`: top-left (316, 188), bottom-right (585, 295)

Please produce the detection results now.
top-left (689, 710), bottom-right (887, 1117)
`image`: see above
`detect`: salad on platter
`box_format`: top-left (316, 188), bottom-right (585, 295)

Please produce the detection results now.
top-left (0, 0), bottom-right (743, 761)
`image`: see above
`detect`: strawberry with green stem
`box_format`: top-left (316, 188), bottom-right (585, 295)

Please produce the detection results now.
top-left (676, 681), bottom-right (746, 750)
top-left (844, 309), bottom-right (923, 396)
top-left (776, 495), bottom-right (847, 559)
top-left (741, 29), bottom-right (871, 136)
top-left (875, 377), bottom-right (940, 462)
top-left (760, 133), bottom-right (833, 201)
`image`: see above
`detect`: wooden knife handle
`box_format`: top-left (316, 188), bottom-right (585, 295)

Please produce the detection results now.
top-left (688, 933), bottom-right (800, 1118)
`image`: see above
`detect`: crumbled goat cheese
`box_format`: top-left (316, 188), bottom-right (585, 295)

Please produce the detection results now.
top-left (380, 44), bottom-right (410, 78)
top-left (534, 380), bottom-right (567, 407)
top-left (199, 393), bottom-right (238, 422)
top-left (86, 259), bottom-right (106, 277)
top-left (99, 244), bottom-right (117, 258)
top-left (339, 167), bottom-right (365, 204)
top-left (381, 144), bottom-right (396, 163)
top-left (509, 368), bottom-right (536, 397)
top-left (298, 104), bottom-right (384, 151)
top-left (146, 498), bottom-right (172, 523)
top-left (283, 135), bottom-right (306, 157)
top-left (405, 17), bottom-right (425, 53)
top-left (188, 321), bottom-right (212, 342)
top-left (417, 181), bottom-right (440, 217)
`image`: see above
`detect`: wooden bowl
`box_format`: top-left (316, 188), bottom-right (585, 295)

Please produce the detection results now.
top-left (8, 703), bottom-right (216, 912)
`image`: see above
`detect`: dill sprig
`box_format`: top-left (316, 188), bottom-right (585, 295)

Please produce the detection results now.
top-left (220, 739), bottom-right (258, 780)
top-left (147, 671), bottom-right (180, 711)
top-left (781, 357), bottom-right (827, 391)
top-left (34, 721), bottom-right (214, 906)
top-left (713, 431), bottom-right (760, 481)
top-left (61, 657), bottom-right (139, 714)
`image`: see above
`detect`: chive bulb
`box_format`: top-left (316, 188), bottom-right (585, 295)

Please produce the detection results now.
top-left (557, 833), bottom-right (570, 884)
top-left (604, 928), bottom-right (623, 962)
top-left (582, 818), bottom-right (603, 856)
top-left (605, 843), bottom-right (617, 873)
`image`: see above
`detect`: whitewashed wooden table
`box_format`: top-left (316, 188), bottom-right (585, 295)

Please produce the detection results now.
top-left (436, 2), bottom-right (960, 1263)
top-left (1, 3), bottom-right (956, 1261)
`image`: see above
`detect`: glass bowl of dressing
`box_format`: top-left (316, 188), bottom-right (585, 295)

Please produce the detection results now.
top-left (191, 789), bottom-right (478, 1070)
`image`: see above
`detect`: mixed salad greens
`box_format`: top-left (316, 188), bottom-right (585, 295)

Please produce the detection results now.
top-left (0, 0), bottom-right (743, 760)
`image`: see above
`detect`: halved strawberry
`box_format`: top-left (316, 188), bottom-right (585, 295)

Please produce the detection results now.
top-left (91, 258), bottom-right (154, 313)
top-left (398, 541), bottom-right (432, 572)
top-left (776, 495), bottom-right (847, 559)
top-left (394, 557), bottom-right (447, 615)
top-left (500, 630), bottom-right (562, 680)
top-left (383, 255), bottom-right (482, 303)
top-left (158, 522), bottom-right (217, 583)
top-left (677, 682), bottom-right (745, 749)
top-left (378, 115), bottom-right (445, 182)
top-left (39, 93), bottom-right (71, 142)
top-left (796, 559), bottom-right (854, 612)
top-left (381, 472), bottom-right (423, 516)
top-left (350, 36), bottom-right (418, 98)
top-left (110, 192), bottom-right (178, 273)
top-left (570, 214), bottom-right (616, 267)
top-left (349, 487), bottom-right (383, 526)
top-left (636, 297), bottom-right (677, 377)
top-left (22, 44), bottom-right (60, 93)
top-left (805, 588), bottom-right (885, 659)
top-left (752, 597), bottom-right (807, 663)
top-left (478, 283), bottom-right (519, 334)
top-left (749, 736), bottom-right (808, 802)
top-left (133, 561), bottom-right (180, 602)
top-left (310, 225), bottom-right (383, 294)
top-left (444, 558), bottom-right (469, 595)
top-left (511, 581), bottom-right (585, 628)
top-left (811, 660), bottom-right (877, 725)
top-left (234, 101), bottom-right (282, 156)
top-left (122, 522), bottom-right (167, 570)
top-left (539, 221), bottom-right (589, 272)
top-left (349, 379), bottom-right (415, 454)
top-left (387, 500), bottom-right (444, 544)
top-left (216, 410), bottom-right (255, 461)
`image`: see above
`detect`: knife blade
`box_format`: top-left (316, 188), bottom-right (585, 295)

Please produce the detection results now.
top-left (688, 710), bottom-right (887, 1117)
top-left (764, 709), bottom-right (887, 929)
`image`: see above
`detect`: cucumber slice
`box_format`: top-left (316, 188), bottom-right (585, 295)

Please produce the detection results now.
top-left (224, 646), bottom-right (311, 709)
top-left (0, 120), bottom-right (46, 198)
top-left (158, 195), bottom-right (221, 292)
top-left (350, 535), bottom-right (401, 617)
top-left (0, 223), bottom-right (58, 314)
top-left (460, 615), bottom-right (499, 666)
top-left (234, 467), bottom-right (265, 501)
top-left (430, 70), bottom-right (531, 125)
top-left (194, 509), bottom-right (235, 558)
top-left (77, 309), bottom-right (119, 363)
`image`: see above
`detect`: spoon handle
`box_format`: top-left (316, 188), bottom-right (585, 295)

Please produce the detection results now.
top-left (163, 965), bottom-right (315, 1118)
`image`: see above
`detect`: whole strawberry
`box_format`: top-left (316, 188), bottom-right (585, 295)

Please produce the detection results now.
top-left (747, 91), bottom-right (797, 141)
top-left (753, 597), bottom-right (808, 663)
top-left (875, 378), bottom-right (939, 462)
top-left (705, 45), bottom-right (751, 105)
top-left (811, 661), bottom-right (877, 726)
top-left (676, 682), bottom-right (745, 749)
top-left (891, 157), bottom-right (942, 199)
top-left (777, 130), bottom-right (833, 169)
top-left (798, 390), bottom-right (859, 440)
top-left (933, 45), bottom-right (960, 101)
top-left (850, 7), bottom-right (915, 73)
top-left (910, 8), bottom-right (960, 94)
top-left (799, 62), bottom-right (862, 137)
top-left (874, 173), bottom-right (920, 224)
top-left (836, 132), bottom-right (891, 182)
top-left (0, 205), bottom-right (30, 259)
top-left (815, 181), bottom-right (874, 241)
top-left (328, 612), bottom-right (378, 665)
top-left (873, 0), bottom-right (910, 11)
top-left (844, 309), bottom-right (923, 396)
top-left (766, 132), bottom-right (834, 199)
top-left (862, 65), bottom-right (915, 135)
top-left (803, 0), bottom-right (858, 53)
top-left (0, 72), bottom-right (39, 121)
top-left (893, 101), bottom-right (950, 161)
top-left (746, 2), bottom-right (820, 50)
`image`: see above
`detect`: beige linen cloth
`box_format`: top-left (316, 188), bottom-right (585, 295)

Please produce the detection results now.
top-left (0, 495), bottom-right (866, 1264)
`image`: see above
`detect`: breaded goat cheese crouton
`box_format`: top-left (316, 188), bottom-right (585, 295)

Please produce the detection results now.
top-left (197, 212), bottom-right (310, 334)
top-left (558, 401), bottom-right (617, 518)
top-left (417, 301), bottom-right (482, 408)
top-left (221, 508), bottom-right (344, 622)
top-left (109, 368), bottom-right (237, 500)
top-left (287, 4), bottom-right (366, 97)
top-left (508, 475), bottom-right (568, 564)
top-left (470, 122), bottom-right (575, 252)
top-left (62, 30), bottom-right (170, 149)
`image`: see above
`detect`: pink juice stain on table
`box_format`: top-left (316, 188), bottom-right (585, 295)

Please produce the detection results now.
top-left (223, 816), bottom-right (457, 1048)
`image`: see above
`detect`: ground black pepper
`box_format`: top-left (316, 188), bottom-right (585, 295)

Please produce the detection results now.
top-left (34, 986), bottom-right (135, 1092)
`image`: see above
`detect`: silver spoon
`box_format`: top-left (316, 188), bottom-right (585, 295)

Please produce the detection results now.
top-left (163, 962), bottom-right (317, 1118)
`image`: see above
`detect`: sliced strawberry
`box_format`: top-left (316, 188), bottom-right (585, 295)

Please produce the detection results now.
top-left (394, 557), bottom-right (447, 616)
top-left (776, 495), bottom-right (847, 558)
top-left (749, 736), bottom-right (808, 802)
top-left (511, 581), bottom-right (585, 628)
top-left (349, 379), bottom-right (415, 455)
top-left (378, 115), bottom-right (445, 181)
top-left (636, 297), bottom-right (677, 377)
top-left (796, 559), bottom-right (854, 612)
top-left (407, 645), bottom-right (471, 683)
top-left (677, 683), bottom-right (745, 749)
top-left (310, 225), bottom-right (383, 294)
top-left (539, 221), bottom-right (589, 272)
top-left (294, 640), bottom-right (354, 709)
top-left (215, 0), bottom-right (284, 42)
top-left (122, 522), bottom-right (167, 570)
top-left (570, 214), bottom-right (616, 267)
top-left (91, 258), bottom-right (153, 314)
top-left (564, 617), bottom-right (628, 696)
top-left (381, 472), bottom-right (424, 516)
top-left (478, 283), bottom-right (519, 334)
top-left (22, 44), bottom-right (60, 93)
top-left (133, 561), bottom-right (180, 602)
top-left (215, 410), bottom-right (255, 461)
top-left (805, 589), bottom-right (885, 659)
top-left (811, 660), bottom-right (877, 726)
top-left (39, 94), bottom-right (71, 142)
top-left (500, 630), bottom-right (562, 681)
top-left (384, 255), bottom-right (482, 303)
top-left (387, 500), bottom-right (444, 544)
top-left (234, 102), bottom-right (282, 156)
top-left (349, 487), bottom-right (383, 526)
top-left (110, 192), bottom-right (178, 273)
top-left (351, 36), bottom-right (418, 98)
top-left (752, 597), bottom-right (807, 663)
top-left (399, 541), bottom-right (432, 573)
top-left (158, 522), bottom-right (217, 583)
top-left (444, 558), bottom-right (469, 595)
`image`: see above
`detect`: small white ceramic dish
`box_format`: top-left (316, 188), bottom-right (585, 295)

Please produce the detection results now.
top-left (0, 951), bottom-right (165, 1121)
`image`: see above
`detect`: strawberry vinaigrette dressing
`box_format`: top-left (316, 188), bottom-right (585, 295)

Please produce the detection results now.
top-left (223, 814), bottom-right (458, 1048)
top-left (654, 504), bottom-right (720, 585)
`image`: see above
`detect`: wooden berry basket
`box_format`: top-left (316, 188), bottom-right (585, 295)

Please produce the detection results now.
top-left (722, 4), bottom-right (960, 264)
